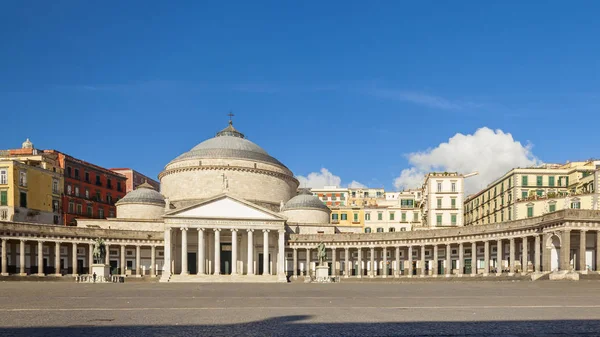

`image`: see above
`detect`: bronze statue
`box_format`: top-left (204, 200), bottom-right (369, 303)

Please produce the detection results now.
top-left (92, 238), bottom-right (106, 264)
top-left (316, 242), bottom-right (327, 266)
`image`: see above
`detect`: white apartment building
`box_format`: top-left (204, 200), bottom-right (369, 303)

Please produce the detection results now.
top-left (421, 172), bottom-right (464, 228)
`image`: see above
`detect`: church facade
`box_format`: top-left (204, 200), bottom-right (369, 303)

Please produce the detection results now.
top-left (1, 121), bottom-right (600, 282)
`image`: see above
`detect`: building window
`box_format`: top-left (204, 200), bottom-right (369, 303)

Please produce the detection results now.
top-left (85, 189), bottom-right (89, 199)
top-left (365, 213), bottom-right (370, 221)
top-left (66, 167), bottom-right (72, 177)
top-left (549, 176), bottom-right (555, 187)
top-left (536, 176), bottom-right (542, 186)
top-left (437, 182), bottom-right (442, 192)
top-left (451, 182), bottom-right (456, 192)
top-left (340, 193), bottom-right (345, 200)
top-left (107, 193), bottom-right (112, 204)
top-left (85, 172), bottom-right (90, 183)
top-left (67, 185), bottom-right (72, 195)
top-left (436, 214), bottom-right (442, 226)
top-left (53, 215), bottom-right (59, 224)
top-left (522, 176), bottom-right (528, 186)
top-left (549, 204), bottom-right (556, 212)
top-left (87, 205), bottom-right (93, 217)
top-left (451, 198), bottom-right (456, 209)
top-left (389, 227), bottom-right (396, 232)
top-left (52, 179), bottom-right (59, 194)
top-left (341, 213), bottom-right (347, 221)
top-left (527, 206), bottom-right (534, 218)
top-left (0, 190), bottom-right (7, 206)
top-left (332, 214), bottom-right (338, 221)
top-left (377, 213), bottom-right (383, 221)
top-left (95, 175), bottom-right (101, 186)
top-left (413, 212), bottom-right (418, 222)
top-left (571, 201), bottom-right (581, 209)
top-left (76, 204), bottom-right (82, 214)
top-left (98, 208), bottom-right (104, 218)
top-left (19, 191), bottom-right (27, 208)
top-left (52, 200), bottom-right (59, 213)
top-left (365, 227), bottom-right (371, 233)
top-left (96, 192), bottom-right (102, 202)
top-left (536, 190), bottom-right (543, 197)
top-left (389, 212), bottom-right (395, 221)
top-left (451, 214), bottom-right (457, 225)
top-left (501, 212), bottom-right (504, 222)
top-left (19, 171), bottom-right (27, 187)
top-left (74, 168), bottom-right (79, 179)
top-left (508, 208), bottom-right (512, 220)
top-left (437, 198), bottom-right (442, 209)
top-left (401, 212), bottom-right (406, 222)
top-left (0, 169), bottom-right (7, 185)
top-left (68, 201), bottom-right (74, 213)
top-left (353, 213), bottom-right (358, 222)
top-left (521, 191), bottom-right (528, 199)
top-left (75, 186), bottom-right (80, 197)
top-left (109, 210), bottom-right (115, 218)
top-left (107, 178), bottom-right (112, 189)
top-left (376, 228), bottom-right (383, 233)
top-left (400, 199), bottom-right (414, 208)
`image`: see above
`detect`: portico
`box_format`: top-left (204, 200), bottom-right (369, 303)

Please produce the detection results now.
top-left (161, 194), bottom-right (287, 282)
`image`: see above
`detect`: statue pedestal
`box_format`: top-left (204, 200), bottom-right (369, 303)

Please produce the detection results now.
top-left (91, 264), bottom-right (111, 281)
top-left (315, 265), bottom-right (329, 279)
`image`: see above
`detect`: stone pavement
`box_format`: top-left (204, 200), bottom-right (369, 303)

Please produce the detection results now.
top-left (1, 281), bottom-right (600, 336)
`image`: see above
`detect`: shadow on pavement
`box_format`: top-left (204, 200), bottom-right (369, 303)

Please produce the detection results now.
top-left (1, 316), bottom-right (600, 336)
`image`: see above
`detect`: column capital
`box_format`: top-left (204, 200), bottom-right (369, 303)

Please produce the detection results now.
top-left (278, 229), bottom-right (286, 234)
top-left (262, 229), bottom-right (270, 233)
top-left (213, 228), bottom-right (221, 232)
top-left (20, 239), bottom-right (26, 243)
top-left (293, 247), bottom-right (297, 251)
top-left (180, 227), bottom-right (188, 231)
top-left (580, 229), bottom-right (588, 233)
top-left (1, 238), bottom-right (6, 243)
top-left (230, 228), bottom-right (238, 232)
top-left (344, 247), bottom-right (349, 252)
top-left (197, 228), bottom-right (205, 232)
top-left (247, 229), bottom-right (254, 233)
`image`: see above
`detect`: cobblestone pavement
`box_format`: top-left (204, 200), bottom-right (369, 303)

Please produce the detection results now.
top-left (1, 280), bottom-right (600, 336)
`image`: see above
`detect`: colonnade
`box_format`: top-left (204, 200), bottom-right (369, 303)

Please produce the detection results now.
top-left (0, 237), bottom-right (162, 277)
top-left (290, 228), bottom-right (599, 278)
top-left (164, 227), bottom-right (286, 278)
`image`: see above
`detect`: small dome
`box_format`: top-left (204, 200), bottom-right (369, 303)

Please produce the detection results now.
top-left (117, 182), bottom-right (165, 205)
top-left (22, 138), bottom-right (33, 149)
top-left (167, 121), bottom-right (287, 168)
top-left (283, 189), bottom-right (329, 211)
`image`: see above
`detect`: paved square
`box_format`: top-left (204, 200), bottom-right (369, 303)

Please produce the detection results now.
top-left (1, 281), bottom-right (600, 336)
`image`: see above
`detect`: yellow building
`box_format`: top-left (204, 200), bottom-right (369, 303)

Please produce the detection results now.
top-left (0, 156), bottom-right (63, 225)
top-left (330, 205), bottom-right (365, 231)
top-left (465, 160), bottom-right (599, 226)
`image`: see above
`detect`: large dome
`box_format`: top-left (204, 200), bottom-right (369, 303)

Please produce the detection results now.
top-left (159, 121), bottom-right (299, 211)
top-left (167, 122), bottom-right (287, 168)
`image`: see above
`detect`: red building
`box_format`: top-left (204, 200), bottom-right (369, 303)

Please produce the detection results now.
top-left (47, 150), bottom-right (127, 226)
top-left (110, 168), bottom-right (160, 193)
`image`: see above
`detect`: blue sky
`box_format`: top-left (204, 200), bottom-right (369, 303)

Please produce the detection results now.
top-left (1, 1), bottom-right (599, 193)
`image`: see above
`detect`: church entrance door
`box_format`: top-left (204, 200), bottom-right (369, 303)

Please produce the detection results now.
top-left (187, 252), bottom-right (197, 274)
top-left (220, 243), bottom-right (232, 275)
top-left (258, 253), bottom-right (271, 275)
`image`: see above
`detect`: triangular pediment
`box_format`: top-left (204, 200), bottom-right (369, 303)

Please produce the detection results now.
top-left (164, 194), bottom-right (284, 221)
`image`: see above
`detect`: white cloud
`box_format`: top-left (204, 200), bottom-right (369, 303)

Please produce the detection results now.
top-left (393, 127), bottom-right (541, 195)
top-left (371, 89), bottom-right (481, 110)
top-left (296, 168), bottom-right (366, 189)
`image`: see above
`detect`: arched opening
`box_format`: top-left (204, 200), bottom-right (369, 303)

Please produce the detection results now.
top-left (548, 235), bottom-right (561, 271)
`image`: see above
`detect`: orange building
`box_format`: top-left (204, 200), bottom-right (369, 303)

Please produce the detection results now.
top-left (110, 168), bottom-right (160, 193)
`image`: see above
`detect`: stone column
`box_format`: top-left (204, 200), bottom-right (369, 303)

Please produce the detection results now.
top-left (19, 239), bottom-right (25, 276)
top-left (579, 230), bottom-right (587, 272)
top-left (214, 229), bottom-right (221, 275)
top-left (542, 233), bottom-right (551, 272)
top-left (87, 243), bottom-right (93, 274)
top-left (0, 239), bottom-right (6, 276)
top-left (331, 247), bottom-right (337, 276)
top-left (383, 247), bottom-right (388, 278)
top-left (509, 238), bottom-right (515, 276)
top-left (135, 245), bottom-right (141, 277)
top-left (445, 244), bottom-right (451, 277)
top-left (394, 246), bottom-right (400, 277)
top-left (432, 245), bottom-right (438, 277)
top-left (72, 242), bottom-right (78, 276)
top-left (163, 228), bottom-right (172, 277)
top-left (369, 247), bottom-right (375, 278)
top-left (496, 239), bottom-right (502, 276)
top-left (408, 246), bottom-right (413, 277)
top-left (344, 248), bottom-right (349, 278)
top-left (231, 229), bottom-right (238, 275)
top-left (197, 228), bottom-right (205, 275)
top-left (305, 248), bottom-right (311, 277)
top-left (561, 229), bottom-right (571, 271)
top-left (522, 237), bottom-right (528, 275)
top-left (471, 242), bottom-right (477, 276)
top-left (104, 244), bottom-right (110, 265)
top-left (483, 240), bottom-right (490, 276)
top-left (420, 245), bottom-right (426, 277)
top-left (458, 243), bottom-right (464, 276)
top-left (54, 242), bottom-right (61, 276)
top-left (596, 231), bottom-right (600, 272)
top-left (247, 229), bottom-right (254, 275)
top-left (120, 245), bottom-right (125, 276)
top-left (150, 245), bottom-right (156, 277)
top-left (277, 230), bottom-right (285, 280)
top-left (262, 230), bottom-right (269, 276)
top-left (293, 248), bottom-right (298, 279)
top-left (37, 241), bottom-right (44, 276)
top-left (534, 234), bottom-right (541, 272)
top-left (357, 248), bottom-right (362, 278)
top-left (181, 227), bottom-right (189, 275)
